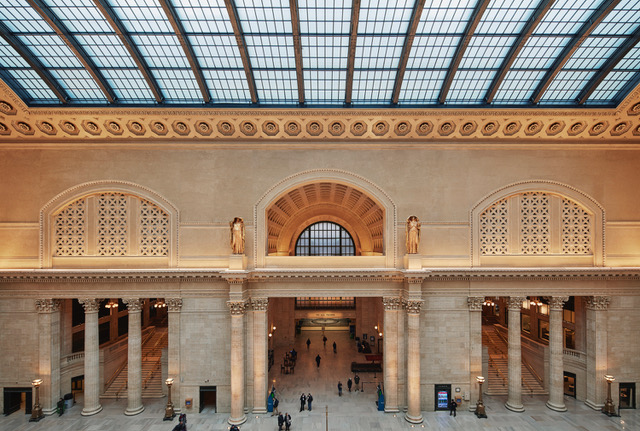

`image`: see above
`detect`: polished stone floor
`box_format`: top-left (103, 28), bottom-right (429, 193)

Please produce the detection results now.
top-left (2, 330), bottom-right (636, 430)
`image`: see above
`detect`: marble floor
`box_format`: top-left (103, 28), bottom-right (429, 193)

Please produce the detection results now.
top-left (1, 330), bottom-right (636, 430)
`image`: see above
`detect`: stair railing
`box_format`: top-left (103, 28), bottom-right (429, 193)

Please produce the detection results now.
top-left (488, 357), bottom-right (507, 387)
top-left (142, 359), bottom-right (162, 390)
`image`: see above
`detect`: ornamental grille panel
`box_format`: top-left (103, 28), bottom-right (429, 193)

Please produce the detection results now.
top-left (479, 192), bottom-right (593, 256)
top-left (53, 193), bottom-right (169, 257)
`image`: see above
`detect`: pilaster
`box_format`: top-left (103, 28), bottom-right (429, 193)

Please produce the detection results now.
top-left (167, 298), bottom-right (183, 413)
top-left (79, 298), bottom-right (103, 416)
top-left (383, 296), bottom-right (401, 413)
top-left (467, 297), bottom-right (484, 412)
top-left (123, 298), bottom-right (144, 416)
top-left (227, 299), bottom-right (248, 425)
top-left (585, 296), bottom-right (610, 410)
top-left (251, 297), bottom-right (269, 414)
top-left (404, 299), bottom-right (423, 424)
top-left (506, 296), bottom-right (526, 412)
top-left (35, 299), bottom-right (61, 415)
top-left (546, 296), bottom-right (568, 412)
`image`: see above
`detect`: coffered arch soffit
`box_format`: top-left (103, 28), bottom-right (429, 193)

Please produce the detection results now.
top-left (40, 180), bottom-right (179, 268)
top-left (255, 169), bottom-right (397, 268)
top-left (470, 180), bottom-right (605, 267)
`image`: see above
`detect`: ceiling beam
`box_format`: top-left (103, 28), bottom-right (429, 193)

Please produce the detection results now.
top-left (224, 0), bottom-right (259, 104)
top-left (158, 0), bottom-right (210, 103)
top-left (484, 0), bottom-right (556, 104)
top-left (576, 25), bottom-right (640, 104)
top-left (92, 0), bottom-right (164, 103)
top-left (612, 70), bottom-right (640, 106)
top-left (391, 0), bottom-right (426, 104)
top-left (289, 0), bottom-right (305, 105)
top-left (438, 0), bottom-right (491, 104)
top-left (0, 20), bottom-right (69, 103)
top-left (345, 0), bottom-right (361, 105)
top-left (530, 0), bottom-right (620, 104)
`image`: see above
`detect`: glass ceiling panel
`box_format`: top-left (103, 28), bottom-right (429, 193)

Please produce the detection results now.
top-left (540, 69), bottom-right (593, 103)
top-left (299, 0), bottom-right (350, 104)
top-left (203, 69), bottom-right (252, 104)
top-left (399, 69), bottom-right (446, 104)
top-left (254, 69), bottom-right (298, 104)
top-left (588, 44), bottom-right (640, 104)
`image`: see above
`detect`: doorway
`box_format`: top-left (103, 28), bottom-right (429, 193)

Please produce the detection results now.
top-left (3, 387), bottom-right (32, 416)
top-left (199, 386), bottom-right (216, 413)
top-left (434, 384), bottom-right (451, 411)
top-left (563, 372), bottom-right (576, 398)
top-left (619, 383), bottom-right (636, 409)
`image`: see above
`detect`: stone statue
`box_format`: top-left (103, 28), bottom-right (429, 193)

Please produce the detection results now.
top-left (406, 215), bottom-right (420, 254)
top-left (230, 217), bottom-right (245, 254)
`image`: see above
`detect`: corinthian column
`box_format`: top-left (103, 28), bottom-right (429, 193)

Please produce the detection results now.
top-left (251, 298), bottom-right (269, 414)
top-left (79, 298), bottom-right (103, 416)
top-left (123, 298), bottom-right (144, 416)
top-left (505, 296), bottom-right (525, 412)
top-left (404, 299), bottom-right (423, 424)
top-left (167, 298), bottom-right (183, 412)
top-left (467, 297), bottom-right (484, 411)
top-left (35, 299), bottom-right (61, 415)
top-left (383, 297), bottom-right (401, 413)
top-left (546, 296), bottom-right (568, 412)
top-left (228, 300), bottom-right (248, 426)
top-left (585, 296), bottom-right (610, 410)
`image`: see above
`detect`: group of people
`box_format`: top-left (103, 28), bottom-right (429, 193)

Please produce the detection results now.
top-left (299, 392), bottom-right (313, 411)
top-left (171, 413), bottom-right (188, 431)
top-left (338, 374), bottom-right (360, 396)
top-left (277, 412), bottom-right (292, 430)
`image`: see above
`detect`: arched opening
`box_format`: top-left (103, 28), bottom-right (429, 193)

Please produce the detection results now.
top-left (294, 221), bottom-right (355, 256)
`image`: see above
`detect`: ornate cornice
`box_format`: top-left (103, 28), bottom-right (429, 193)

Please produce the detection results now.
top-left (250, 297), bottom-right (269, 311)
top-left (122, 298), bottom-right (144, 312)
top-left (78, 298), bottom-right (102, 313)
top-left (467, 296), bottom-right (484, 311)
top-left (227, 300), bottom-right (248, 315)
top-left (403, 299), bottom-right (423, 314)
top-left (586, 295), bottom-right (610, 310)
top-left (166, 297), bottom-right (183, 312)
top-left (35, 298), bottom-right (61, 313)
top-left (383, 296), bottom-right (402, 310)
top-left (507, 296), bottom-right (526, 310)
top-left (549, 296), bottom-right (569, 310)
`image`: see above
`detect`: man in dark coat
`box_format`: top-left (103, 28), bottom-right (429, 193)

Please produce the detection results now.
top-left (333, 341), bottom-right (337, 353)
top-left (449, 398), bottom-right (457, 417)
top-left (277, 413), bottom-right (284, 430)
top-left (300, 393), bottom-right (306, 411)
top-left (315, 354), bottom-right (321, 367)
top-left (347, 377), bottom-right (352, 392)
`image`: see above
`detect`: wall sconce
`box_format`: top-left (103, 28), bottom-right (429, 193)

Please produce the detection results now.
top-left (29, 378), bottom-right (44, 422)
top-left (475, 376), bottom-right (487, 418)
top-left (603, 375), bottom-right (617, 416)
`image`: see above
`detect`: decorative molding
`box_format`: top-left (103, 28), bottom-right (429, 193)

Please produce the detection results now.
top-left (586, 295), bottom-right (610, 310)
top-left (383, 296), bottom-right (402, 310)
top-left (78, 298), bottom-right (102, 312)
top-left (122, 298), bottom-right (144, 312)
top-left (403, 299), bottom-right (423, 314)
top-left (227, 300), bottom-right (248, 315)
top-left (467, 296), bottom-right (484, 311)
top-left (549, 296), bottom-right (569, 310)
top-left (166, 297), bottom-right (183, 311)
top-left (35, 298), bottom-right (61, 312)
top-left (250, 297), bottom-right (269, 311)
top-left (507, 296), bottom-right (526, 310)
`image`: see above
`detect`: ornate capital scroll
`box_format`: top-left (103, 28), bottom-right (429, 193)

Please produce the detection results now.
top-left (467, 296), bottom-right (484, 311)
top-left (404, 299), bottom-right (423, 315)
top-left (507, 296), bottom-right (526, 311)
top-left (166, 297), bottom-right (183, 312)
top-left (122, 298), bottom-right (144, 312)
top-left (549, 296), bottom-right (569, 310)
top-left (78, 298), bottom-right (102, 313)
top-left (383, 297), bottom-right (402, 310)
top-left (35, 298), bottom-right (61, 313)
top-left (586, 296), bottom-right (610, 310)
top-left (227, 300), bottom-right (248, 315)
top-left (251, 297), bottom-right (268, 311)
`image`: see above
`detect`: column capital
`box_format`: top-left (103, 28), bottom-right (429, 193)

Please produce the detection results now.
top-left (123, 298), bottom-right (144, 312)
top-left (507, 296), bottom-right (526, 310)
top-left (383, 297), bottom-right (402, 310)
top-left (586, 296), bottom-right (610, 310)
top-left (467, 296), bottom-right (484, 311)
top-left (78, 298), bottom-right (102, 313)
top-left (404, 299), bottom-right (423, 315)
top-left (227, 300), bottom-right (248, 315)
top-left (549, 296), bottom-right (569, 310)
top-left (35, 298), bottom-right (61, 313)
top-left (166, 298), bottom-right (183, 312)
top-left (250, 297), bottom-right (268, 311)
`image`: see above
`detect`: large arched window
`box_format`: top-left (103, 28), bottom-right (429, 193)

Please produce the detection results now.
top-left (295, 222), bottom-right (355, 256)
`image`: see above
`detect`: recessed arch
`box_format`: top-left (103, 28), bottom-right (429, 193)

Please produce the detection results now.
top-left (255, 169), bottom-right (397, 268)
top-left (470, 180), bottom-right (605, 267)
top-left (40, 180), bottom-right (179, 268)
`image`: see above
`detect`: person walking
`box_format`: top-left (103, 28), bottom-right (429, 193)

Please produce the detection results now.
top-left (347, 377), bottom-right (353, 392)
top-left (300, 393), bottom-right (306, 411)
top-left (323, 335), bottom-right (327, 346)
top-left (307, 393), bottom-right (313, 411)
top-left (449, 398), bottom-right (457, 417)
top-left (272, 396), bottom-right (279, 416)
top-left (277, 413), bottom-right (284, 430)
top-left (354, 374), bottom-right (360, 392)
top-left (315, 354), bottom-right (321, 367)
top-left (338, 381), bottom-right (343, 396)
top-left (333, 341), bottom-right (337, 353)
top-left (285, 412), bottom-right (292, 431)
top-left (306, 338), bottom-right (311, 349)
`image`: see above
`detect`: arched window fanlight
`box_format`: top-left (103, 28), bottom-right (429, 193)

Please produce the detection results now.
top-left (295, 221), bottom-right (355, 256)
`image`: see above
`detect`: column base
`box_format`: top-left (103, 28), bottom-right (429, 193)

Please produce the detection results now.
top-left (584, 399), bottom-right (604, 410)
top-left (545, 400), bottom-right (567, 412)
top-left (252, 408), bottom-right (268, 414)
top-left (505, 401), bottom-right (525, 412)
top-left (404, 412), bottom-right (423, 424)
top-left (81, 404), bottom-right (103, 416)
top-left (228, 414), bottom-right (247, 426)
top-left (124, 405), bottom-right (145, 416)
top-left (384, 406), bottom-right (400, 413)
top-left (42, 407), bottom-right (56, 416)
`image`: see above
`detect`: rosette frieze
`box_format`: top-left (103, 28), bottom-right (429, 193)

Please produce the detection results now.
top-left (507, 296), bottom-right (526, 311)
top-left (35, 298), bottom-right (61, 313)
top-left (586, 296), bottom-right (610, 310)
top-left (122, 298), bottom-right (144, 312)
top-left (467, 296), bottom-right (484, 311)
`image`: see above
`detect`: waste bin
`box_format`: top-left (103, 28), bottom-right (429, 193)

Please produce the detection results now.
top-left (64, 393), bottom-right (73, 409)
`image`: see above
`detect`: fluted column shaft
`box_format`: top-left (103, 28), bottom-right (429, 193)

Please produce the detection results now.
top-left (585, 296), bottom-right (610, 410)
top-left (506, 296), bottom-right (525, 412)
top-left (123, 298), bottom-right (144, 416)
top-left (405, 299), bottom-right (423, 423)
top-left (167, 298), bottom-right (183, 413)
top-left (79, 299), bottom-right (103, 416)
top-left (228, 300), bottom-right (247, 425)
top-left (252, 298), bottom-right (268, 413)
top-left (547, 296), bottom-right (568, 412)
top-left (468, 297), bottom-right (484, 411)
top-left (36, 299), bottom-right (61, 415)
top-left (383, 297), bottom-right (400, 412)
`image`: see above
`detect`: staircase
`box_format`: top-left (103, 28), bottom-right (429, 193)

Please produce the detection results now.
top-left (101, 327), bottom-right (168, 399)
top-left (483, 325), bottom-right (547, 396)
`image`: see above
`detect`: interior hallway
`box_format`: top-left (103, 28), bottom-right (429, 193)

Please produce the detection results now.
top-left (0, 329), bottom-right (636, 430)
